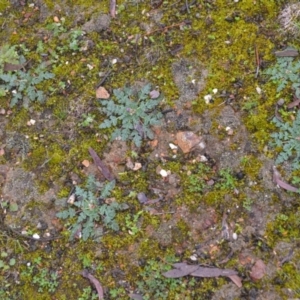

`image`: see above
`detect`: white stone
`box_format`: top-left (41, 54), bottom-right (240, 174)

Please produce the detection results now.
top-left (32, 233), bottom-right (40, 240)
top-left (232, 232), bottom-right (238, 240)
top-left (190, 254), bottom-right (197, 261)
top-left (169, 143), bottom-right (178, 150)
top-left (256, 86), bottom-right (262, 94)
top-left (204, 94), bottom-right (212, 104)
top-left (199, 155), bottom-right (208, 162)
top-left (159, 169), bottom-right (169, 177)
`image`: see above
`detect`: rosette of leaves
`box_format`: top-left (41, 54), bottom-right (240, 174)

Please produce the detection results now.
top-left (0, 62), bottom-right (54, 107)
top-left (271, 111), bottom-right (300, 170)
top-left (98, 84), bottom-right (163, 147)
top-left (264, 56), bottom-right (300, 98)
top-left (57, 176), bottom-right (128, 240)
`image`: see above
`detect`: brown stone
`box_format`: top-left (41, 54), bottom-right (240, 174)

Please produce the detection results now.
top-left (176, 131), bottom-right (203, 154)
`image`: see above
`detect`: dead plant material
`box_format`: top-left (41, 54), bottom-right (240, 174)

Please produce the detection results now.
top-left (279, 248), bottom-right (294, 266)
top-left (278, 3), bottom-right (300, 38)
top-left (88, 147), bottom-right (115, 181)
top-left (162, 262), bottom-right (242, 287)
top-left (81, 269), bottom-right (104, 299)
top-left (275, 47), bottom-right (298, 57)
top-left (272, 166), bottom-right (299, 193)
top-left (110, 0), bottom-right (116, 18)
top-left (287, 98), bottom-right (300, 109)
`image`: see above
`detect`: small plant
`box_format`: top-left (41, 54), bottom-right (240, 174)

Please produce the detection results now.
top-left (32, 269), bottom-right (59, 293)
top-left (216, 168), bottom-right (237, 190)
top-left (79, 113), bottom-right (96, 127)
top-left (0, 44), bottom-right (19, 74)
top-left (0, 63), bottom-right (55, 107)
top-left (242, 198), bottom-right (253, 211)
top-left (98, 83), bottom-right (163, 147)
top-left (21, 258), bottom-right (59, 294)
top-left (57, 176), bottom-right (128, 240)
top-left (264, 56), bottom-right (300, 98)
top-left (186, 174), bottom-right (206, 194)
top-left (57, 30), bottom-right (85, 53)
top-left (79, 287), bottom-right (99, 300)
top-left (124, 210), bottom-right (143, 235)
top-left (270, 111), bottom-right (300, 170)
top-left (136, 256), bottom-right (195, 300)
top-left (0, 252), bottom-right (16, 271)
top-left (109, 287), bottom-right (126, 298)
top-left (46, 19), bottom-right (66, 37)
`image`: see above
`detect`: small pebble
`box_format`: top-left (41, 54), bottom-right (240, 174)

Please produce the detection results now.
top-left (159, 169), bottom-right (169, 177)
top-left (32, 233), bottom-right (40, 240)
top-left (190, 254), bottom-right (197, 261)
top-left (169, 143), bottom-right (178, 150)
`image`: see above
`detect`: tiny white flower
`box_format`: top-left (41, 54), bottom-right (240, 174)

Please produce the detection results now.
top-left (212, 88), bottom-right (218, 94)
top-left (111, 58), bottom-right (118, 64)
top-left (232, 232), bottom-right (238, 240)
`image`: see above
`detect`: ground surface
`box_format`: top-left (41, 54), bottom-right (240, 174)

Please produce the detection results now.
top-left (0, 0), bottom-right (299, 299)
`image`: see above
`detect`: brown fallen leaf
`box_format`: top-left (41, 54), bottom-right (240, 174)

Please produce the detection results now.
top-left (81, 269), bottom-right (104, 300)
top-left (287, 98), bottom-right (300, 109)
top-left (89, 147), bottom-right (115, 181)
top-left (250, 259), bottom-right (266, 281)
top-left (163, 264), bottom-right (199, 278)
top-left (162, 262), bottom-right (242, 287)
top-left (190, 266), bottom-right (238, 278)
top-left (275, 47), bottom-right (298, 57)
top-left (3, 62), bottom-right (24, 72)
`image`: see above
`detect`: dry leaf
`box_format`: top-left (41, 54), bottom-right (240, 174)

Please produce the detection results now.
top-left (88, 147), bottom-right (114, 181)
top-left (228, 274), bottom-right (243, 288)
top-left (81, 270), bottom-right (104, 299)
top-left (163, 264), bottom-right (199, 278)
top-left (96, 86), bottom-right (110, 99)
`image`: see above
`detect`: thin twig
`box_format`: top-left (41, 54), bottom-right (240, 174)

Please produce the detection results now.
top-left (255, 45), bottom-right (260, 78)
